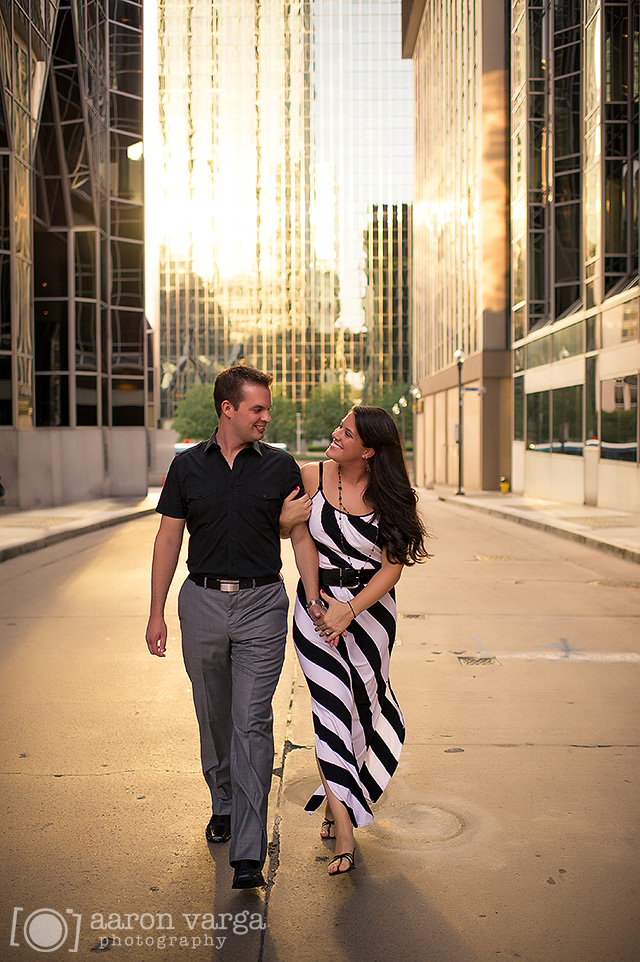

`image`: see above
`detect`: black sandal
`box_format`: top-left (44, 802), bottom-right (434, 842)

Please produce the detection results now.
top-left (328, 852), bottom-right (355, 875)
top-left (320, 818), bottom-right (335, 839)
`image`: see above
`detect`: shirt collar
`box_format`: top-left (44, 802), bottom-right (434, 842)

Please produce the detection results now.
top-left (204, 430), bottom-right (263, 456)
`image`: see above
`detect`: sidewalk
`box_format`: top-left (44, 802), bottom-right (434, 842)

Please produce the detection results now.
top-left (0, 490), bottom-right (161, 563)
top-left (430, 484), bottom-right (640, 565)
top-left (1, 484), bottom-right (639, 564)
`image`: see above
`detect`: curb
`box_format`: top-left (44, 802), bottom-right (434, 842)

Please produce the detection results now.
top-left (0, 508), bottom-right (157, 564)
top-left (436, 495), bottom-right (640, 566)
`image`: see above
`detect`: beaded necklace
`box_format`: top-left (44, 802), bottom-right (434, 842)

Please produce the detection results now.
top-left (336, 464), bottom-right (377, 568)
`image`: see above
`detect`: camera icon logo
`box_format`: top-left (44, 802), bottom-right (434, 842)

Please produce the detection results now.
top-left (10, 907), bottom-right (82, 953)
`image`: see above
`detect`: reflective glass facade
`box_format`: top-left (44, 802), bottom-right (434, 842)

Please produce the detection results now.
top-left (150, 0), bottom-right (413, 420)
top-left (412, 0), bottom-right (479, 378)
top-left (403, 0), bottom-right (511, 491)
top-left (0, 0), bottom-right (147, 433)
top-left (512, 1), bottom-right (640, 485)
top-left (363, 203), bottom-right (412, 396)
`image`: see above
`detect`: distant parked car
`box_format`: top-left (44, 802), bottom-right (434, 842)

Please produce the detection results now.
top-left (174, 439), bottom-right (202, 455)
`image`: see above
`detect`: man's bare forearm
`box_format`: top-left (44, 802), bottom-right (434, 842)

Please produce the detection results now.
top-left (149, 517), bottom-right (185, 615)
top-left (146, 517), bottom-right (185, 657)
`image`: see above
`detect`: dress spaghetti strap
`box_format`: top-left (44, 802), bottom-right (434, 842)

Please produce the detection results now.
top-left (317, 460), bottom-right (324, 491)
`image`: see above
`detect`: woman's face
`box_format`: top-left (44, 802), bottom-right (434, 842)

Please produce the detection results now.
top-left (326, 412), bottom-right (368, 463)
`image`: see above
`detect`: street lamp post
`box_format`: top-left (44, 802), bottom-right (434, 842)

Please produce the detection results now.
top-left (398, 395), bottom-right (407, 442)
top-left (454, 349), bottom-right (465, 495)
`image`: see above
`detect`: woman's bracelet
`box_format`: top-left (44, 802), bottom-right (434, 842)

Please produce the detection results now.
top-left (305, 598), bottom-right (326, 613)
top-left (346, 599), bottom-right (356, 619)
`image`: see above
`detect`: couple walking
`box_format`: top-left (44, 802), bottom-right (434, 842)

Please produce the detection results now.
top-left (145, 365), bottom-right (429, 888)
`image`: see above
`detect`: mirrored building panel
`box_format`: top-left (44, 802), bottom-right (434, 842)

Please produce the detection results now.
top-left (150, 0), bottom-right (413, 421)
top-left (511, 0), bottom-right (640, 512)
top-left (404, 0), bottom-right (511, 491)
top-left (0, 0), bottom-right (147, 506)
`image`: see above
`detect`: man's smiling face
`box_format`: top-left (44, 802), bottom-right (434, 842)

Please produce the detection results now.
top-left (225, 383), bottom-right (272, 444)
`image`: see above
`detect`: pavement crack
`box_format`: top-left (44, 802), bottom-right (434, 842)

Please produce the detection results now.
top-left (260, 665), bottom-right (306, 961)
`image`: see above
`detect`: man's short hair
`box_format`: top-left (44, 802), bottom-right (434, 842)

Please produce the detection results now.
top-left (213, 365), bottom-right (273, 417)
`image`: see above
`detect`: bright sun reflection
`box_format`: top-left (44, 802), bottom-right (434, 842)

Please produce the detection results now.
top-left (146, 0), bottom-right (413, 410)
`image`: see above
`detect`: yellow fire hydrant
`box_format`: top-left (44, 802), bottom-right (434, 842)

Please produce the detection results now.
top-left (500, 476), bottom-right (510, 494)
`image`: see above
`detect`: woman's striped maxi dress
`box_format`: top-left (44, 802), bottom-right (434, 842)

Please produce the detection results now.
top-left (292, 466), bottom-right (405, 827)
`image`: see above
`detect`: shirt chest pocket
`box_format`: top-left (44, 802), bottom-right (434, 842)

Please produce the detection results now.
top-left (246, 485), bottom-right (282, 522)
top-left (184, 483), bottom-right (219, 521)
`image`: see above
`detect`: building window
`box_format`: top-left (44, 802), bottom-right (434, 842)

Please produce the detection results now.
top-left (0, 354), bottom-right (11, 424)
top-left (553, 0), bottom-right (583, 319)
top-left (34, 302), bottom-right (69, 373)
top-left (35, 374), bottom-right (70, 427)
top-left (603, 1), bottom-right (639, 292)
top-left (602, 300), bottom-right (640, 347)
top-left (552, 385), bottom-right (583, 455)
top-left (601, 374), bottom-right (639, 461)
top-left (75, 301), bottom-right (98, 372)
top-left (0, 251), bottom-right (10, 353)
top-left (526, 390), bottom-right (551, 451)
top-left (76, 375), bottom-right (98, 426)
top-left (514, 375), bottom-right (524, 441)
top-left (585, 355), bottom-right (598, 442)
top-left (525, 335), bottom-right (551, 369)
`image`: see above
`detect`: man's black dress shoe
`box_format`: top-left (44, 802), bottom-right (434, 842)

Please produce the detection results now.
top-left (231, 860), bottom-right (266, 889)
top-left (205, 813), bottom-right (231, 844)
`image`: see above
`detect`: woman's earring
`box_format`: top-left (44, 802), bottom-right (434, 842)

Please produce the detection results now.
top-left (363, 456), bottom-right (371, 473)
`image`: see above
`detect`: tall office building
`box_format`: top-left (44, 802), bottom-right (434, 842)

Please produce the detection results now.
top-left (403, 0), bottom-right (512, 491)
top-left (149, 0), bottom-right (413, 423)
top-left (510, 1), bottom-right (639, 512)
top-left (0, 0), bottom-right (148, 507)
top-left (363, 203), bottom-right (412, 397)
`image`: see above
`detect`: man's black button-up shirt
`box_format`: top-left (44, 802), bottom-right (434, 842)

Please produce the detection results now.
top-left (156, 433), bottom-right (303, 578)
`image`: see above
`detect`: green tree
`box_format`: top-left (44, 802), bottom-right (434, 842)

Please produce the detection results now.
top-left (303, 384), bottom-right (352, 444)
top-left (266, 391), bottom-right (300, 447)
top-left (171, 382), bottom-right (217, 441)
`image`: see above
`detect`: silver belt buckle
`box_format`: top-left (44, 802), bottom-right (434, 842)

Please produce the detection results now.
top-left (219, 580), bottom-right (240, 592)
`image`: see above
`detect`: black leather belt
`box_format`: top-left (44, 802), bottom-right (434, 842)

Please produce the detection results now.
top-left (189, 573), bottom-right (280, 592)
top-left (320, 567), bottom-right (376, 588)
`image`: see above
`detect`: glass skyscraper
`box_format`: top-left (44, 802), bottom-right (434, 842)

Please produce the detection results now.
top-left (0, 1), bottom-right (148, 507)
top-left (148, 0), bottom-right (413, 422)
top-left (405, 0), bottom-right (639, 511)
top-left (511, 1), bottom-right (639, 511)
top-left (403, 0), bottom-right (512, 491)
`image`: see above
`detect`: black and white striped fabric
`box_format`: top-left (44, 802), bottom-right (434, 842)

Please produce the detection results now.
top-left (293, 468), bottom-right (405, 827)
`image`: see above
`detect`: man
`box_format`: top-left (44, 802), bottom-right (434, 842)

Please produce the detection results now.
top-left (145, 366), bottom-right (323, 890)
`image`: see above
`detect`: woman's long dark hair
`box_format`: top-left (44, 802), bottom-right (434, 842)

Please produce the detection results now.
top-left (352, 405), bottom-right (431, 566)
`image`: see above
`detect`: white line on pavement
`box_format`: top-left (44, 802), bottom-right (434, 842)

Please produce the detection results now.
top-left (496, 652), bottom-right (640, 663)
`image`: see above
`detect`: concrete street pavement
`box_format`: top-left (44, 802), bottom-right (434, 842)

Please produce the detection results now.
top-left (0, 492), bottom-right (638, 961)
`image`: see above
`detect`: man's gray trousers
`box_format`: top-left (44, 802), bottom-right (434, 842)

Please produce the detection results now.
top-left (178, 577), bottom-right (288, 866)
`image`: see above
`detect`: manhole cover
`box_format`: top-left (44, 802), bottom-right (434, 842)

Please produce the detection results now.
top-left (458, 656), bottom-right (500, 666)
top-left (366, 803), bottom-right (464, 845)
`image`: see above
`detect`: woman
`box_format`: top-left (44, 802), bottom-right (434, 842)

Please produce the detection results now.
top-left (292, 405), bottom-right (430, 876)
